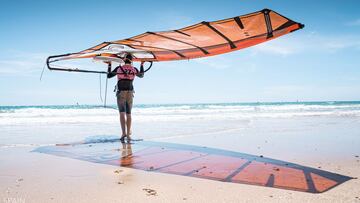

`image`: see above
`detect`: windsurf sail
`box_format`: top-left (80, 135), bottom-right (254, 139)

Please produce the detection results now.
top-left (47, 8), bottom-right (304, 73)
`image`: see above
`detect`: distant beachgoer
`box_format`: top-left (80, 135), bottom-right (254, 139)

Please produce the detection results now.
top-left (107, 54), bottom-right (144, 142)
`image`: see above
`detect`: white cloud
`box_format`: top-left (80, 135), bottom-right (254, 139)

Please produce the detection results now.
top-left (194, 56), bottom-right (232, 70)
top-left (321, 36), bottom-right (360, 52)
top-left (0, 52), bottom-right (48, 75)
top-left (252, 40), bottom-right (295, 56)
top-left (318, 35), bottom-right (360, 51)
top-left (260, 84), bottom-right (360, 102)
top-left (250, 32), bottom-right (360, 56)
top-left (262, 85), bottom-right (307, 95)
top-left (346, 19), bottom-right (360, 26)
top-left (193, 53), bottom-right (258, 73)
top-left (152, 11), bottom-right (194, 30)
top-left (0, 52), bottom-right (108, 76)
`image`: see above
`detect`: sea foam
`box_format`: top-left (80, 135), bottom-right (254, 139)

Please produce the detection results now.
top-left (1, 102), bottom-right (360, 125)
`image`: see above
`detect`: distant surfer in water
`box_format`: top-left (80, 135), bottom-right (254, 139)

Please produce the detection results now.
top-left (107, 54), bottom-right (144, 142)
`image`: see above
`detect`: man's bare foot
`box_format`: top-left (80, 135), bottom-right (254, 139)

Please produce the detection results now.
top-left (126, 135), bottom-right (131, 143)
top-left (120, 135), bottom-right (126, 143)
top-left (126, 130), bottom-right (132, 142)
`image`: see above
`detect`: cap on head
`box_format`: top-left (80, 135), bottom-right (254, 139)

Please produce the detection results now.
top-left (124, 54), bottom-right (133, 64)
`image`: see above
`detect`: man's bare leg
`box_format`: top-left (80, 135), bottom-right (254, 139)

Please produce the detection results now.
top-left (126, 113), bottom-right (132, 141)
top-left (120, 112), bottom-right (127, 141)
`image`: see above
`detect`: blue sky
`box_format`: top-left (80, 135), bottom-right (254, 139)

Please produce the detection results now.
top-left (0, 0), bottom-right (359, 105)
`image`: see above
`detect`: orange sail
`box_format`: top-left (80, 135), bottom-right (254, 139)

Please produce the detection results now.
top-left (47, 9), bottom-right (303, 72)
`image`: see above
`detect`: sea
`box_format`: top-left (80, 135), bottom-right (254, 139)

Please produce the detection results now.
top-left (1, 101), bottom-right (360, 157)
top-left (1, 101), bottom-right (360, 124)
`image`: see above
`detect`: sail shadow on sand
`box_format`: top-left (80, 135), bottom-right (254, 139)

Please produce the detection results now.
top-left (33, 136), bottom-right (353, 193)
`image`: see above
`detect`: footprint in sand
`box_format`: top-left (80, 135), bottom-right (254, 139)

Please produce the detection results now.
top-left (143, 188), bottom-right (157, 196)
top-left (114, 170), bottom-right (123, 174)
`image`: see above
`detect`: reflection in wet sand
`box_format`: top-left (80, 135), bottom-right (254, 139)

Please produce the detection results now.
top-left (120, 142), bottom-right (133, 167)
top-left (34, 138), bottom-right (353, 193)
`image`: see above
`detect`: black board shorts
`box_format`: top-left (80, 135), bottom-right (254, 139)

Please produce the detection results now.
top-left (116, 90), bottom-right (134, 114)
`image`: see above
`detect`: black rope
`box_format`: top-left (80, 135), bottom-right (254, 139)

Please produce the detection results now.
top-left (99, 73), bottom-right (103, 102)
top-left (39, 63), bottom-right (46, 81)
top-left (143, 61), bottom-right (153, 72)
top-left (104, 76), bottom-right (108, 107)
top-left (103, 63), bottom-right (111, 107)
top-left (48, 63), bottom-right (108, 74)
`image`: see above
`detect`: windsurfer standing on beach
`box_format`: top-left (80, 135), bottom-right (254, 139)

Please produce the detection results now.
top-left (107, 54), bottom-right (144, 142)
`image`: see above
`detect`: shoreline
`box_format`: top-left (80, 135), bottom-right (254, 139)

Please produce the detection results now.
top-left (1, 100), bottom-right (360, 108)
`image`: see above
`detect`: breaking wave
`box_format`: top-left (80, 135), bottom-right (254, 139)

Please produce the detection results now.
top-left (1, 102), bottom-right (360, 125)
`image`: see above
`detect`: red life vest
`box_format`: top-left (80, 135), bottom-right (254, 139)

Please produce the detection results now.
top-left (117, 64), bottom-right (138, 80)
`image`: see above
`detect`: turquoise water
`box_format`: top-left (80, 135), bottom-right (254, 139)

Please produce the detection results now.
top-left (1, 101), bottom-right (360, 111)
top-left (1, 101), bottom-right (359, 126)
top-left (1, 101), bottom-right (360, 151)
top-left (1, 101), bottom-right (360, 122)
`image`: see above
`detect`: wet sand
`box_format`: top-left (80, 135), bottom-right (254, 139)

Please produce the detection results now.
top-left (1, 116), bottom-right (360, 202)
top-left (0, 147), bottom-right (359, 203)
top-left (1, 148), bottom-right (360, 201)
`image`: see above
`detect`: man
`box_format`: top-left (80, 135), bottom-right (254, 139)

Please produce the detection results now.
top-left (107, 54), bottom-right (144, 142)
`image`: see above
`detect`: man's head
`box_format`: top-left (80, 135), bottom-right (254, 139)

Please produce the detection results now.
top-left (124, 54), bottom-right (133, 64)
